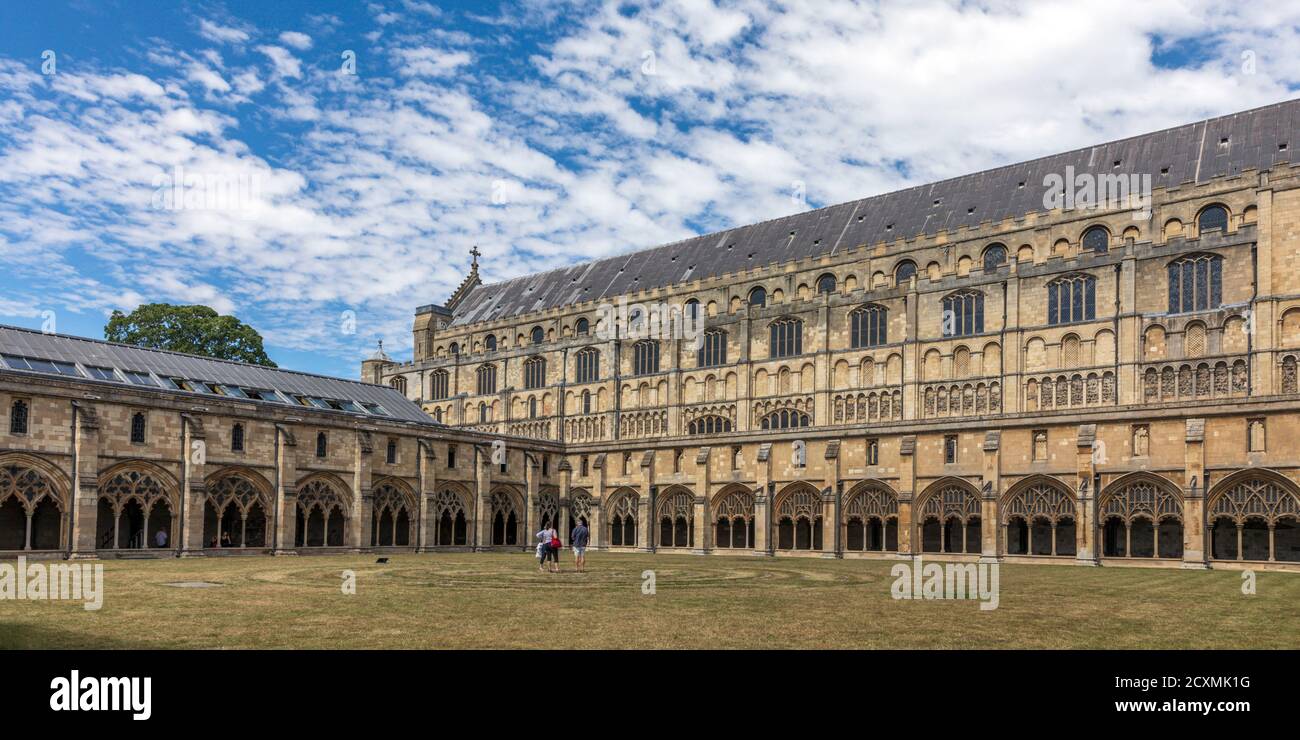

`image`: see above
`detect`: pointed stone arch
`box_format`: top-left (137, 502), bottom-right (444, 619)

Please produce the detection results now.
top-left (1098, 472), bottom-right (1183, 559)
top-left (371, 476), bottom-right (417, 548)
top-left (915, 477), bottom-right (982, 554)
top-left (606, 487), bottom-right (640, 547)
top-left (203, 467), bottom-right (274, 549)
top-left (711, 484), bottom-right (755, 550)
top-left (773, 481), bottom-right (824, 551)
top-left (489, 485), bottom-right (524, 547)
top-left (1000, 474), bottom-right (1077, 556)
top-left (96, 461), bottom-right (179, 551)
top-left (656, 485), bottom-right (696, 548)
top-left (431, 481), bottom-right (472, 547)
top-left (843, 479), bottom-right (899, 552)
top-left (0, 452), bottom-right (71, 551)
top-left (1206, 468), bottom-right (1300, 562)
top-left (295, 473), bottom-right (352, 548)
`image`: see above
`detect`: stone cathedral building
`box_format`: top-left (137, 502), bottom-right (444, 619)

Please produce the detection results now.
top-left (3, 100), bottom-right (1300, 569)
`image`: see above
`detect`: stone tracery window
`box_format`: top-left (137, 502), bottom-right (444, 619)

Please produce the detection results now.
top-left (714, 489), bottom-right (755, 549)
top-left (370, 482), bottom-right (414, 547)
top-left (657, 490), bottom-right (694, 547)
top-left (1167, 254), bottom-right (1222, 313)
top-left (1002, 482), bottom-right (1076, 556)
top-left (776, 488), bottom-right (823, 550)
top-left (844, 485), bottom-right (898, 552)
top-left (918, 486), bottom-right (981, 554)
top-left (1047, 275), bottom-right (1095, 325)
top-left (296, 478), bottom-right (349, 548)
top-left (608, 492), bottom-right (637, 547)
top-left (769, 317), bottom-right (803, 358)
top-left (1100, 480), bottom-right (1183, 558)
top-left (849, 304), bottom-right (887, 349)
top-left (432, 489), bottom-right (468, 546)
top-left (1208, 476), bottom-right (1300, 562)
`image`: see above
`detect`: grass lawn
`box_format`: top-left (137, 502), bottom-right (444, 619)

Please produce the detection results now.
top-left (1, 551), bottom-right (1295, 649)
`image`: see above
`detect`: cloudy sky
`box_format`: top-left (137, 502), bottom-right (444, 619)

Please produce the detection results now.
top-left (1, 0), bottom-right (1297, 377)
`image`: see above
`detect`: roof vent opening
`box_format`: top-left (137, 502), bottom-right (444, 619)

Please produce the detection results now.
top-left (748, 253), bottom-right (755, 259)
top-left (966, 207), bottom-right (975, 215)
top-left (932, 198), bottom-right (942, 206)
top-left (1160, 167), bottom-right (1169, 175)
top-left (857, 215), bottom-right (864, 222)
top-left (885, 224), bottom-right (893, 231)
top-left (1219, 136), bottom-right (1230, 146)
top-left (1017, 181), bottom-right (1025, 188)
top-left (1112, 159), bottom-right (1121, 168)
top-left (1280, 142), bottom-right (1289, 151)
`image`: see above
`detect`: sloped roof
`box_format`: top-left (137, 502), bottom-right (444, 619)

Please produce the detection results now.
top-left (448, 97), bottom-right (1300, 326)
top-left (0, 325), bottom-right (436, 426)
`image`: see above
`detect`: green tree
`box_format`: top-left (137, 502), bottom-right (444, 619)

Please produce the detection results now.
top-left (105, 304), bottom-right (277, 367)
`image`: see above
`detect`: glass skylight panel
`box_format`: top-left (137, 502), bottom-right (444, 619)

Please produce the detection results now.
top-left (1, 354), bottom-right (30, 370)
top-left (308, 398), bottom-right (332, 409)
top-left (86, 366), bottom-right (120, 381)
top-left (24, 358), bottom-right (60, 374)
top-left (124, 371), bottom-right (157, 386)
top-left (220, 385), bottom-right (248, 398)
top-left (363, 403), bottom-right (390, 416)
top-left (157, 377), bottom-right (181, 390)
top-left (337, 400), bottom-right (364, 413)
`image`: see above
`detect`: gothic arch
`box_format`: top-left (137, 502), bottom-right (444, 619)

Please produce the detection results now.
top-left (1000, 475), bottom-right (1077, 556)
top-left (712, 484), bottom-right (756, 550)
top-left (843, 479), bottom-right (899, 552)
top-left (1097, 472), bottom-right (1184, 559)
top-left (1206, 469), bottom-right (1300, 562)
top-left (371, 476), bottom-right (417, 548)
top-left (773, 481), bottom-right (824, 551)
top-left (0, 453), bottom-right (70, 551)
top-left (606, 487), bottom-right (639, 547)
top-left (202, 468), bottom-right (273, 550)
top-left (915, 477), bottom-right (982, 554)
top-left (295, 474), bottom-right (352, 548)
top-left (656, 485), bottom-right (696, 548)
top-left (489, 485), bottom-right (524, 546)
top-left (431, 482), bottom-right (472, 547)
top-left (96, 461), bottom-right (180, 551)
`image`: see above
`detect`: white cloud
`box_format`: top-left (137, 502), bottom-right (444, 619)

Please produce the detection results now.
top-left (278, 31), bottom-right (313, 50)
top-left (257, 45), bottom-right (302, 79)
top-left (198, 19), bottom-right (251, 45)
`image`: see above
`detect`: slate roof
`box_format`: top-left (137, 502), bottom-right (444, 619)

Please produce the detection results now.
top-left (446, 97), bottom-right (1300, 326)
top-left (0, 325), bottom-right (436, 426)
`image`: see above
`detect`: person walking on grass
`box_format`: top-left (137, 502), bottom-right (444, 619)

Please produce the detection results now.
top-left (536, 525), bottom-right (551, 572)
top-left (544, 525), bottom-right (561, 573)
top-left (570, 518), bottom-right (589, 573)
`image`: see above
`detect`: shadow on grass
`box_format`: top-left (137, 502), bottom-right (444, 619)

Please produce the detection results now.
top-left (0, 621), bottom-right (147, 650)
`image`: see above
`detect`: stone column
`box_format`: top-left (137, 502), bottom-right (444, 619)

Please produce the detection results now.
top-left (272, 425), bottom-right (299, 555)
top-left (416, 440), bottom-right (437, 552)
top-left (980, 431), bottom-right (1001, 562)
top-left (69, 402), bottom-right (101, 559)
top-left (1182, 418), bottom-right (1209, 568)
top-left (896, 435), bottom-right (916, 555)
top-left (525, 452), bottom-right (540, 542)
top-left (754, 443), bottom-right (772, 555)
top-left (1075, 425), bottom-right (1099, 564)
top-left (639, 451), bottom-right (656, 553)
top-left (474, 445), bottom-right (493, 550)
top-left (352, 431), bottom-right (374, 552)
top-left (179, 413), bottom-right (207, 557)
top-left (823, 440), bottom-right (841, 558)
top-left (693, 446), bottom-right (711, 555)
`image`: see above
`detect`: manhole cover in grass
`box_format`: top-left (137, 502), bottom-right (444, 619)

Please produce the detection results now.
top-left (161, 581), bottom-right (223, 588)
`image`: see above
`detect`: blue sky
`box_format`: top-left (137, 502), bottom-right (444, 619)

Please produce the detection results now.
top-left (1, 0), bottom-right (1297, 378)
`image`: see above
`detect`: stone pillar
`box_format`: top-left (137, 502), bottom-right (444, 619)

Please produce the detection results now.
top-left (1075, 425), bottom-right (1099, 564)
top-left (693, 446), bottom-right (711, 555)
top-left (416, 440), bottom-right (437, 552)
top-left (592, 454), bottom-right (608, 550)
top-left (272, 425), bottom-right (299, 555)
top-left (179, 413), bottom-right (207, 557)
top-left (1182, 418), bottom-right (1209, 568)
top-left (823, 440), bottom-right (841, 558)
top-left (69, 402), bottom-right (101, 559)
top-left (474, 445), bottom-right (493, 550)
top-left (980, 431), bottom-right (1001, 562)
top-left (353, 431), bottom-right (374, 552)
top-left (526, 452), bottom-right (540, 541)
top-left (896, 435), bottom-right (916, 555)
top-left (639, 451), bottom-right (656, 553)
top-left (754, 443), bottom-right (772, 555)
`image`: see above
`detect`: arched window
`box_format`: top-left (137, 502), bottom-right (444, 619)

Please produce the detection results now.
top-left (386, 438), bottom-right (397, 464)
top-left (684, 299), bottom-right (699, 319)
top-left (894, 260), bottom-right (917, 285)
top-left (698, 329), bottom-right (727, 367)
top-left (633, 340), bottom-right (659, 376)
top-left (130, 412), bottom-right (146, 444)
top-left (9, 399), bottom-right (28, 435)
top-left (1198, 204), bottom-right (1228, 234)
top-left (817, 274), bottom-right (837, 294)
top-left (582, 390), bottom-right (591, 414)
top-left (748, 287), bottom-right (766, 307)
top-left (575, 318), bottom-right (590, 336)
top-left (1081, 225), bottom-right (1109, 253)
top-left (430, 369), bottom-right (449, 400)
top-left (529, 397), bottom-right (538, 419)
top-left (449, 342), bottom-right (459, 356)
top-left (479, 402), bottom-right (489, 423)
top-left (389, 375), bottom-right (407, 395)
top-left (434, 407), bottom-right (443, 423)
top-left (523, 356), bottom-right (546, 390)
top-left (942, 291), bottom-right (984, 337)
top-left (760, 408), bottom-right (810, 430)
top-left (1168, 254), bottom-right (1223, 313)
top-left (530, 326), bottom-right (544, 344)
top-left (231, 423), bottom-right (245, 452)
top-left (484, 335), bottom-right (497, 352)
top-left (982, 243), bottom-right (1007, 273)
top-left (688, 415), bottom-right (732, 435)
top-left (850, 304), bottom-right (887, 348)
top-left (1047, 274), bottom-right (1096, 325)
top-left (316, 432), bottom-right (327, 458)
top-left (575, 347), bottom-right (599, 384)
top-left (476, 364), bottom-right (497, 395)
top-left (769, 318), bottom-right (803, 358)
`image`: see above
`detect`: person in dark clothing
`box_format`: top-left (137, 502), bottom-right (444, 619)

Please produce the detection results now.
top-left (570, 518), bottom-right (590, 573)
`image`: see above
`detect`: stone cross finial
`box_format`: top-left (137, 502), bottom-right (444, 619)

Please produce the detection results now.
top-left (470, 245), bottom-right (481, 267)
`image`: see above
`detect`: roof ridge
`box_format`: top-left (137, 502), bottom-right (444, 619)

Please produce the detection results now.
top-left (0, 323), bottom-right (383, 390)
top-left (462, 96), bottom-right (1299, 299)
